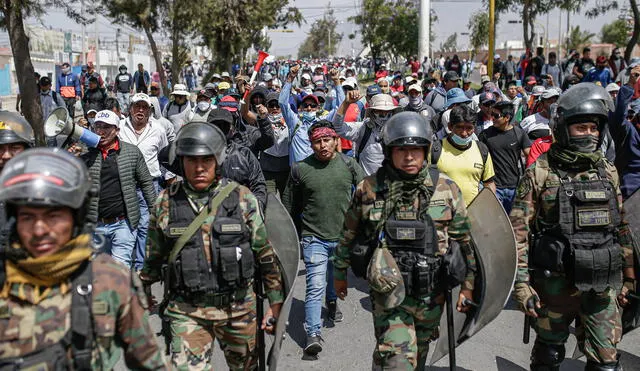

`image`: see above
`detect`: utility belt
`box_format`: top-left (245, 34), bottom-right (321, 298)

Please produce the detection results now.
top-left (393, 250), bottom-right (443, 298)
top-left (182, 285), bottom-right (250, 308)
top-left (530, 233), bottom-right (623, 292)
top-left (0, 340), bottom-right (69, 371)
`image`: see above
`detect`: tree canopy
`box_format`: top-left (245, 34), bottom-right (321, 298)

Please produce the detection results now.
top-left (601, 19), bottom-right (632, 46)
top-left (298, 7), bottom-right (342, 58)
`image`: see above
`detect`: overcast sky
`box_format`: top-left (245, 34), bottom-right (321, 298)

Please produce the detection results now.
top-left (22, 0), bottom-right (623, 59)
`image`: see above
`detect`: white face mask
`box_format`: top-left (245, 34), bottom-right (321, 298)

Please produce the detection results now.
top-left (197, 101), bottom-right (211, 111)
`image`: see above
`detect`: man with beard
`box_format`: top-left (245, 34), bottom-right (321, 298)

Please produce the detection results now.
top-left (333, 91), bottom-right (400, 175)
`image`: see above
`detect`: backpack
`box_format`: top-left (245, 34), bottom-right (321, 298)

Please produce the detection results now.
top-left (356, 125), bottom-right (374, 162)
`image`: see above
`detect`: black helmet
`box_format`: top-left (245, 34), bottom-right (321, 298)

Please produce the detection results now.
top-left (0, 111), bottom-right (34, 146)
top-left (174, 122), bottom-right (227, 164)
top-left (381, 111), bottom-right (432, 149)
top-left (553, 82), bottom-right (613, 149)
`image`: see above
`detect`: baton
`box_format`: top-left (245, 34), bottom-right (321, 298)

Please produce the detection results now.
top-left (445, 287), bottom-right (456, 371)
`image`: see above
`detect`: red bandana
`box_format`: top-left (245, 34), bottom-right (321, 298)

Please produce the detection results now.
top-left (310, 127), bottom-right (337, 141)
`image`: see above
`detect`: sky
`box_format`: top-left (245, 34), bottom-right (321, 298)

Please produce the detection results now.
top-left (16, 0), bottom-right (624, 60)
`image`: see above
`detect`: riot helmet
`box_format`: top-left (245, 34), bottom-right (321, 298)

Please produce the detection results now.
top-left (174, 121), bottom-right (227, 165)
top-left (0, 111), bottom-right (34, 147)
top-left (381, 111), bottom-right (433, 151)
top-left (0, 147), bottom-right (93, 233)
top-left (553, 82), bottom-right (613, 151)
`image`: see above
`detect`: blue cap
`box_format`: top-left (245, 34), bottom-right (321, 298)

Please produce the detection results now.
top-left (444, 88), bottom-right (471, 109)
top-left (367, 84), bottom-right (382, 97)
top-left (629, 99), bottom-right (640, 113)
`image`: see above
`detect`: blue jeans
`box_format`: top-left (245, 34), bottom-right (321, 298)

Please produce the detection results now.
top-left (94, 219), bottom-right (137, 267)
top-left (134, 180), bottom-right (162, 271)
top-left (301, 235), bottom-right (338, 337)
top-left (496, 187), bottom-right (516, 215)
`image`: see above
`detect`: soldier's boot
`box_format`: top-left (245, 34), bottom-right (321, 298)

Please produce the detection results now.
top-left (585, 359), bottom-right (623, 371)
top-left (529, 341), bottom-right (564, 371)
top-left (327, 300), bottom-right (343, 322)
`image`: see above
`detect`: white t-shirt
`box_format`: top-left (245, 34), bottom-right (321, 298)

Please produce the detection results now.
top-left (519, 113), bottom-right (550, 134)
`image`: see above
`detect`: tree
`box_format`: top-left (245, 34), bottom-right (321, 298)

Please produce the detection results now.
top-left (468, 10), bottom-right (490, 57)
top-left (586, 0), bottom-right (640, 62)
top-left (601, 19), bottom-right (632, 46)
top-left (0, 1), bottom-right (85, 146)
top-left (100, 0), bottom-right (170, 96)
top-left (439, 33), bottom-right (458, 53)
top-left (564, 25), bottom-right (595, 52)
top-left (298, 6), bottom-right (342, 58)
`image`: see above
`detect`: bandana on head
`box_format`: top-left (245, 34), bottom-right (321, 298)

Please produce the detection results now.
top-left (310, 127), bottom-right (337, 141)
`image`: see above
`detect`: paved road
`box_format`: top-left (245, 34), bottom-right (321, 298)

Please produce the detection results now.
top-left (129, 265), bottom-right (640, 371)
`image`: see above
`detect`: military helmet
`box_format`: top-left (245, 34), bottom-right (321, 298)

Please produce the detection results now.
top-left (0, 111), bottom-right (34, 146)
top-left (553, 82), bottom-right (613, 148)
top-left (381, 111), bottom-right (433, 148)
top-left (174, 122), bottom-right (227, 165)
top-left (0, 148), bottom-right (91, 209)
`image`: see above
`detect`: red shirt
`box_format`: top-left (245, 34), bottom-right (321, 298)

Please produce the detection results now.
top-left (526, 135), bottom-right (553, 168)
top-left (100, 139), bottom-right (120, 160)
top-left (410, 61), bottom-right (420, 74)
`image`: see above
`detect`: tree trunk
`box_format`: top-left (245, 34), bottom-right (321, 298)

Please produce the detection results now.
top-left (142, 21), bottom-right (169, 97)
top-left (522, 2), bottom-right (533, 51)
top-left (3, 1), bottom-right (44, 146)
top-left (625, 0), bottom-right (640, 63)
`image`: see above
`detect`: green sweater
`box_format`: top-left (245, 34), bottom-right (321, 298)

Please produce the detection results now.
top-left (283, 153), bottom-right (365, 241)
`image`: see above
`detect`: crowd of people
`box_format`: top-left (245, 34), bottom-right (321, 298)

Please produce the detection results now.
top-left (0, 43), bottom-right (638, 371)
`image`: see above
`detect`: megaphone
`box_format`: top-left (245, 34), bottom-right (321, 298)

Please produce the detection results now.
top-left (45, 107), bottom-right (100, 148)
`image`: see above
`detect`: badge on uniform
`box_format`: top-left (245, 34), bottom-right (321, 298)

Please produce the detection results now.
top-left (220, 224), bottom-right (242, 232)
top-left (374, 200), bottom-right (385, 209)
top-left (169, 227), bottom-right (186, 236)
top-left (92, 301), bottom-right (109, 315)
top-left (397, 228), bottom-right (416, 240)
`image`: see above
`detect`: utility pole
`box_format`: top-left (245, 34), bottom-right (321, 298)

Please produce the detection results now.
top-left (81, 0), bottom-right (85, 65)
top-left (558, 10), bottom-right (562, 57)
top-left (94, 17), bottom-right (100, 74)
top-left (419, 0), bottom-right (430, 67)
top-left (545, 12), bottom-right (549, 55)
top-left (116, 28), bottom-right (121, 60)
top-left (488, 0), bottom-right (495, 76)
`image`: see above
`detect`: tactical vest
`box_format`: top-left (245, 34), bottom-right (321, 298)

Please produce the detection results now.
top-left (115, 73), bottom-right (132, 93)
top-left (166, 183), bottom-right (254, 298)
top-left (0, 260), bottom-right (94, 370)
top-left (531, 164), bottom-right (623, 292)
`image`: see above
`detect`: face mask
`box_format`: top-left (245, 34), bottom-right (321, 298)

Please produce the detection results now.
top-left (451, 133), bottom-right (473, 146)
top-left (197, 101), bottom-right (210, 111)
top-left (301, 111), bottom-right (316, 122)
top-left (568, 134), bottom-right (599, 153)
top-left (119, 69), bottom-right (126, 74)
top-left (372, 112), bottom-right (391, 126)
top-left (88, 118), bottom-right (95, 126)
top-left (62, 67), bottom-right (70, 74)
top-left (268, 113), bottom-right (283, 123)
top-left (409, 96), bottom-right (422, 106)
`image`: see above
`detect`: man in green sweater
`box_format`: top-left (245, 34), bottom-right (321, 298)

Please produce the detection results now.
top-left (282, 120), bottom-right (365, 357)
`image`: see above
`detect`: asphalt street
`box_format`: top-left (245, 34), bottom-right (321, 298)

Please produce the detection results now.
top-left (124, 264), bottom-right (640, 371)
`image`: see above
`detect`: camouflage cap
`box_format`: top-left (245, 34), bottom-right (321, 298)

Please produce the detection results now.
top-left (367, 247), bottom-right (405, 309)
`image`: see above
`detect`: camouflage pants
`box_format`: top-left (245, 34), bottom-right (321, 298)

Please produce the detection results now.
top-left (371, 294), bottom-right (443, 370)
top-left (166, 304), bottom-right (258, 370)
top-left (532, 275), bottom-right (622, 364)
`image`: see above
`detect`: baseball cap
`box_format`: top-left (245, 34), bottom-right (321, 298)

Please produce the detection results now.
top-left (531, 85), bottom-right (546, 97)
top-left (405, 76), bottom-right (416, 84)
top-left (301, 73), bottom-right (312, 80)
top-left (368, 247), bottom-right (405, 309)
top-left (131, 93), bottom-right (151, 106)
top-left (313, 91), bottom-right (327, 102)
top-left (525, 75), bottom-right (537, 85)
top-left (218, 95), bottom-right (238, 112)
top-left (606, 83), bottom-right (621, 93)
top-left (541, 87), bottom-right (560, 100)
top-left (266, 92), bottom-right (279, 104)
top-left (197, 89), bottom-right (213, 99)
top-left (301, 94), bottom-right (319, 105)
top-left (366, 84), bottom-right (382, 97)
top-left (39, 76), bottom-right (52, 85)
top-left (481, 75), bottom-right (491, 84)
top-left (263, 72), bottom-right (273, 81)
top-left (463, 78), bottom-right (472, 84)
top-left (221, 72), bottom-right (230, 78)
top-left (443, 71), bottom-right (460, 81)
top-left (171, 84), bottom-right (190, 96)
top-left (596, 55), bottom-right (607, 64)
top-left (407, 84), bottom-right (422, 93)
top-left (444, 88), bottom-right (471, 109)
top-left (343, 77), bottom-right (358, 89)
top-left (217, 82), bottom-right (231, 90)
top-left (479, 92), bottom-right (497, 105)
top-left (150, 82), bottom-right (160, 89)
top-left (94, 110), bottom-right (120, 127)
top-left (494, 53), bottom-right (501, 59)
top-left (86, 109), bottom-right (98, 116)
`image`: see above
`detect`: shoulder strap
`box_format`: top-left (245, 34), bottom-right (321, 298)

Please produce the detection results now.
top-left (339, 152), bottom-right (359, 186)
top-left (430, 138), bottom-right (442, 165)
top-left (52, 90), bottom-right (58, 102)
top-left (168, 182), bottom-right (238, 264)
top-left (70, 260), bottom-right (93, 370)
top-left (428, 166), bottom-right (439, 195)
top-left (290, 161), bottom-right (302, 186)
top-left (356, 125), bottom-right (373, 162)
top-left (476, 140), bottom-right (490, 178)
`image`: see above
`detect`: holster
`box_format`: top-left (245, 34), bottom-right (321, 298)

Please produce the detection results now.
top-left (572, 240), bottom-right (623, 292)
top-left (530, 234), bottom-right (570, 274)
top-left (350, 236), bottom-right (376, 278)
top-left (394, 251), bottom-right (442, 297)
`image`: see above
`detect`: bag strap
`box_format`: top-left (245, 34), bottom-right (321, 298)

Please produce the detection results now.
top-left (356, 125), bottom-right (373, 162)
top-left (70, 260), bottom-right (93, 370)
top-left (169, 182), bottom-right (238, 264)
top-left (338, 152), bottom-right (359, 186)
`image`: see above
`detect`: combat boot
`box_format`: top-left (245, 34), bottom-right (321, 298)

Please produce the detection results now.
top-left (530, 341), bottom-right (564, 371)
top-left (327, 300), bottom-right (343, 322)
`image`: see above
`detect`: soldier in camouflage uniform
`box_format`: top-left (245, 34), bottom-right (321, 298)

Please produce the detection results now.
top-left (511, 83), bottom-right (636, 370)
top-left (333, 111), bottom-right (477, 370)
top-left (0, 148), bottom-right (168, 370)
top-left (140, 122), bottom-right (284, 371)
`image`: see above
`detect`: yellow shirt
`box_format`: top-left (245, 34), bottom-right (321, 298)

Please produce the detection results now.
top-left (437, 139), bottom-right (495, 205)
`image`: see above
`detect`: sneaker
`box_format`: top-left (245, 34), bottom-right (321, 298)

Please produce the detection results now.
top-left (327, 300), bottom-right (343, 322)
top-left (304, 334), bottom-right (323, 355)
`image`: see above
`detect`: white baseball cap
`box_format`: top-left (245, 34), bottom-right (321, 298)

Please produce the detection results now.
top-left (221, 72), bottom-right (231, 78)
top-left (343, 77), bottom-right (358, 89)
top-left (407, 84), bottom-right (422, 93)
top-left (94, 110), bottom-right (120, 127)
top-left (171, 84), bottom-right (190, 96)
top-left (131, 93), bottom-right (152, 106)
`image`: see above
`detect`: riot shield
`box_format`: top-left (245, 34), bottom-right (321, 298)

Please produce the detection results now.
top-left (264, 193), bottom-right (300, 370)
top-left (622, 189), bottom-right (640, 335)
top-left (430, 188), bottom-right (518, 365)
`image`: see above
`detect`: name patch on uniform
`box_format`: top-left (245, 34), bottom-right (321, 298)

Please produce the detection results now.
top-left (92, 301), bottom-right (109, 315)
top-left (169, 227), bottom-right (186, 236)
top-left (0, 306), bottom-right (9, 318)
top-left (577, 208), bottom-right (611, 227)
top-left (544, 180), bottom-right (561, 188)
top-left (396, 211), bottom-right (416, 220)
top-left (374, 200), bottom-right (385, 209)
top-left (220, 224), bottom-right (242, 232)
top-left (429, 199), bottom-right (446, 207)
top-left (584, 191), bottom-right (607, 200)
top-left (397, 228), bottom-right (416, 240)
top-left (474, 163), bottom-right (484, 170)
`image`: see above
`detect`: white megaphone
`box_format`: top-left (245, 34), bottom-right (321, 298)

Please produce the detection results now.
top-left (45, 107), bottom-right (100, 148)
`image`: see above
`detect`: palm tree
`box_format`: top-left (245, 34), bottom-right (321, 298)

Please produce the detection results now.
top-left (565, 25), bottom-right (596, 52)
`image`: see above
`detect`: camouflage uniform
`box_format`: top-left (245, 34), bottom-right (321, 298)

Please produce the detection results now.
top-left (142, 179), bottom-right (284, 371)
top-left (0, 252), bottom-right (168, 370)
top-left (334, 170), bottom-right (476, 370)
top-left (511, 153), bottom-right (634, 365)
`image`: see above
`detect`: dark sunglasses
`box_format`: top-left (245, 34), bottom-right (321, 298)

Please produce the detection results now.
top-left (301, 103), bottom-right (318, 109)
top-left (491, 112), bottom-right (503, 119)
top-left (267, 102), bottom-right (279, 109)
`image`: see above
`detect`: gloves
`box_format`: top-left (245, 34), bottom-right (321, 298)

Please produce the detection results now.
top-left (513, 282), bottom-right (540, 314)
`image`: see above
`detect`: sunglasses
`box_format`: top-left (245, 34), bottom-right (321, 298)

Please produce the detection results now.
top-left (301, 103), bottom-right (318, 109)
top-left (267, 102), bottom-right (279, 109)
top-left (491, 112), bottom-right (503, 119)
top-left (482, 102), bottom-right (495, 107)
